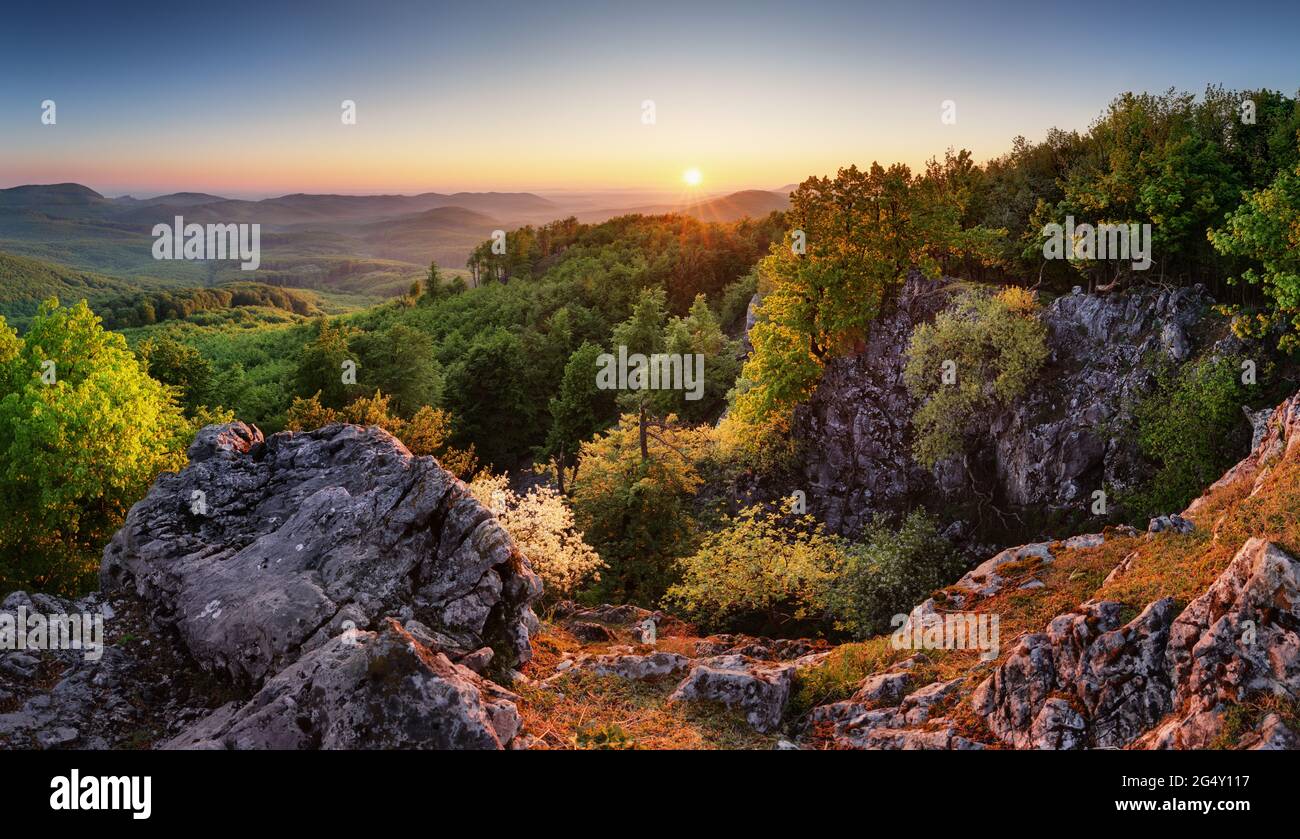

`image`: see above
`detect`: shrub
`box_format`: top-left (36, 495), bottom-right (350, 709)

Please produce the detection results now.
top-left (468, 472), bottom-right (603, 601)
top-left (285, 390), bottom-right (478, 478)
top-left (665, 501), bottom-right (849, 633)
top-left (904, 286), bottom-right (1048, 467)
top-left (1125, 354), bottom-right (1255, 518)
top-left (826, 510), bottom-right (964, 639)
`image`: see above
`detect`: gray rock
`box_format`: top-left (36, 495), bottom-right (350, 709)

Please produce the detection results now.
top-left (1030, 698), bottom-right (1086, 750)
top-left (1147, 514), bottom-right (1195, 535)
top-left (791, 278), bottom-right (1216, 540)
top-left (570, 651), bottom-right (690, 681)
top-left (458, 647), bottom-right (494, 674)
top-left (852, 669), bottom-right (913, 707)
top-left (667, 655), bottom-right (797, 733)
top-left (101, 422), bottom-right (541, 686)
top-left (1161, 321), bottom-right (1191, 361)
top-left (35, 726), bottom-right (79, 749)
top-left (1243, 405), bottom-right (1273, 451)
top-left (1146, 539), bottom-right (1300, 749)
top-left (565, 621), bottom-right (617, 643)
top-left (164, 620), bottom-right (520, 749)
top-left (974, 598), bottom-right (1175, 749)
top-left (693, 635), bottom-right (830, 661)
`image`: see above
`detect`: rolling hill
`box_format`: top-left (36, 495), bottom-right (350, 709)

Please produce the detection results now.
top-left (576, 189), bottom-right (790, 223)
top-left (0, 183), bottom-right (788, 298)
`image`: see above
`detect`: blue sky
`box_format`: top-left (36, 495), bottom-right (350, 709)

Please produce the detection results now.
top-left (1, 0), bottom-right (1297, 195)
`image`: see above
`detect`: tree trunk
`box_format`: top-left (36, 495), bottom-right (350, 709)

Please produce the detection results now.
top-left (639, 401), bottom-right (649, 461)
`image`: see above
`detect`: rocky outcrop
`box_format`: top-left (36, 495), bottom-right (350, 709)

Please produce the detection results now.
top-left (971, 598), bottom-right (1176, 749)
top-left (1185, 390), bottom-right (1300, 517)
top-left (0, 591), bottom-right (168, 750)
top-left (561, 650), bottom-right (690, 681)
top-left (810, 654), bottom-right (979, 750)
top-left (792, 279), bottom-right (1222, 540)
top-left (15, 421), bottom-right (546, 750)
top-left (790, 274), bottom-right (950, 538)
top-left (542, 618), bottom-right (830, 733)
top-left (102, 422), bottom-right (541, 686)
top-left (1142, 538), bottom-right (1300, 749)
top-left (667, 655), bottom-right (798, 733)
top-left (693, 634), bottom-right (830, 661)
top-left (163, 620), bottom-right (523, 750)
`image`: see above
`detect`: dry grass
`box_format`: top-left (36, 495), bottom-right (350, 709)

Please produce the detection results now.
top-left (518, 625), bottom-right (777, 749)
top-left (515, 443), bottom-right (1300, 749)
top-left (796, 446), bottom-right (1300, 746)
top-left (516, 669), bottom-right (777, 750)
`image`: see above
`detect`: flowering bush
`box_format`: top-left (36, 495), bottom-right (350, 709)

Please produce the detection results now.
top-left (468, 472), bottom-right (604, 601)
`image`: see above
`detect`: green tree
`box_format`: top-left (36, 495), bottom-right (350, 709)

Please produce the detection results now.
top-left (293, 318), bottom-right (358, 409)
top-left (571, 414), bottom-right (710, 605)
top-left (904, 286), bottom-right (1048, 468)
top-left (662, 293), bottom-right (740, 423)
top-left (609, 288), bottom-right (670, 459)
top-left (442, 328), bottom-right (534, 467)
top-left (1209, 159), bottom-right (1300, 348)
top-left (734, 162), bottom-right (1002, 425)
top-left (137, 336), bottom-right (214, 415)
top-left (1125, 354), bottom-right (1255, 518)
top-left (543, 342), bottom-right (615, 494)
top-left (827, 510), bottom-right (963, 639)
top-left (356, 323), bottom-right (443, 416)
top-left (0, 300), bottom-right (189, 593)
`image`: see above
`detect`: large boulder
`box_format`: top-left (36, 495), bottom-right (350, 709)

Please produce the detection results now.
top-left (667, 655), bottom-right (797, 733)
top-left (162, 620), bottom-right (522, 750)
top-left (102, 423), bottom-right (541, 687)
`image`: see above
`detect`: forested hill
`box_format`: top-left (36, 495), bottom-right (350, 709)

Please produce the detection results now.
top-left (0, 250), bottom-right (142, 322)
top-left (5, 84), bottom-right (1300, 642)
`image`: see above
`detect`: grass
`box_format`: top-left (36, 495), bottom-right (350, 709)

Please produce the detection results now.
top-left (516, 670), bottom-right (778, 750)
top-left (517, 624), bottom-right (777, 749)
top-left (790, 437), bottom-right (1300, 747)
top-left (1210, 694), bottom-right (1300, 749)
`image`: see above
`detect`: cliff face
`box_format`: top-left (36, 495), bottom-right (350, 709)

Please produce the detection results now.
top-left (791, 277), bottom-right (1226, 542)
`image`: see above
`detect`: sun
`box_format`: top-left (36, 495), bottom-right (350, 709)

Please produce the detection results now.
top-left (682, 167), bottom-right (703, 187)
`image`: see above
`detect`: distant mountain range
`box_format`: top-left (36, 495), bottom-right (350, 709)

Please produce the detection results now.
top-left (0, 182), bottom-right (791, 296)
top-left (575, 189), bottom-right (790, 223)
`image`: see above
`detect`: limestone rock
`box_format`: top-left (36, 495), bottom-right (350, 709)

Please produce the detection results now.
top-left (569, 651), bottom-right (690, 681)
top-left (101, 422), bottom-right (541, 687)
top-left (792, 279), bottom-right (1216, 541)
top-left (164, 620), bottom-right (521, 749)
top-left (973, 598), bottom-right (1174, 749)
top-left (667, 655), bottom-right (797, 733)
top-left (1145, 539), bottom-right (1300, 749)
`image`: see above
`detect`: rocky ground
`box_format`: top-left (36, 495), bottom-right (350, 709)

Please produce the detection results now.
top-left (4, 385), bottom-right (1300, 750)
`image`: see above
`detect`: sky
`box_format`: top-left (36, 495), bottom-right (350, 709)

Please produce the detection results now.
top-left (1, 0), bottom-right (1298, 198)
